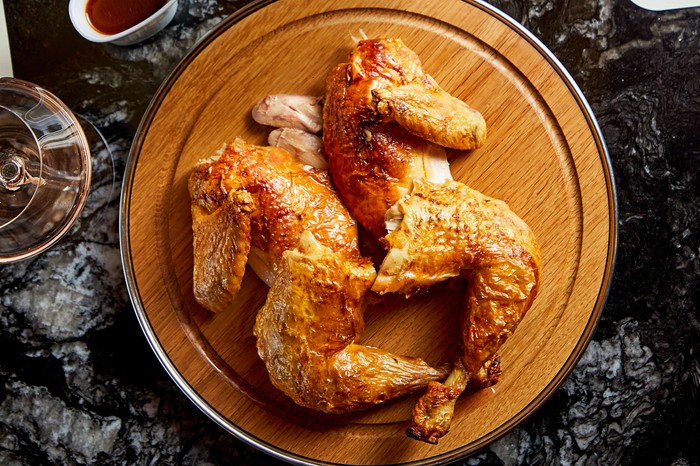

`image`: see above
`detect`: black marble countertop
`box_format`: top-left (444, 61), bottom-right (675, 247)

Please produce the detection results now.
top-left (2, 1), bottom-right (699, 464)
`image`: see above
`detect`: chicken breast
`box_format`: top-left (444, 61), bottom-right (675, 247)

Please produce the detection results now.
top-left (323, 38), bottom-right (485, 238)
top-left (189, 139), bottom-right (358, 311)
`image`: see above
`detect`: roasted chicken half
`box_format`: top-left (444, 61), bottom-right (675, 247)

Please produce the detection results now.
top-left (190, 139), bottom-right (448, 411)
top-left (189, 138), bottom-right (358, 312)
top-left (323, 38), bottom-right (540, 443)
top-left (323, 38), bottom-right (486, 238)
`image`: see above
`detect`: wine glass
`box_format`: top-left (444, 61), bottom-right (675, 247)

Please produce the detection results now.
top-left (0, 77), bottom-right (91, 263)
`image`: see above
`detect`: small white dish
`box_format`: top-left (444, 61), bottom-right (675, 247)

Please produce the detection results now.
top-left (630, 0), bottom-right (700, 10)
top-left (69, 0), bottom-right (178, 46)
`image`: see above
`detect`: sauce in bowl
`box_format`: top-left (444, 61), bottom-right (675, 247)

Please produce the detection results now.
top-left (86, 0), bottom-right (169, 35)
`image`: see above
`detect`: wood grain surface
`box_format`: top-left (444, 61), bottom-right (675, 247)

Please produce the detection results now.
top-left (120, 0), bottom-right (616, 464)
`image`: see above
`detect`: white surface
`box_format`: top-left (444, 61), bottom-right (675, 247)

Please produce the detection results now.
top-left (630, 0), bottom-right (700, 10)
top-left (0, 0), bottom-right (13, 77)
top-left (68, 0), bottom-right (177, 46)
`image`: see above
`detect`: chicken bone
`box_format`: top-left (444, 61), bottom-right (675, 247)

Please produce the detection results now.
top-left (252, 94), bottom-right (323, 133)
top-left (268, 128), bottom-right (328, 170)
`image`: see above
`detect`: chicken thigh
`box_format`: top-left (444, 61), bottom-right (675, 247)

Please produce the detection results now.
top-left (373, 179), bottom-right (541, 443)
top-left (255, 232), bottom-right (448, 413)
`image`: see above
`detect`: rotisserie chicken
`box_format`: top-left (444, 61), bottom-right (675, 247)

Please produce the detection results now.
top-left (323, 38), bottom-right (540, 443)
top-left (189, 139), bottom-right (449, 411)
top-left (189, 35), bottom-right (540, 444)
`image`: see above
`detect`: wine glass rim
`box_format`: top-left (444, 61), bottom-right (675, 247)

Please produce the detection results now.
top-left (0, 103), bottom-right (43, 230)
top-left (0, 79), bottom-right (92, 263)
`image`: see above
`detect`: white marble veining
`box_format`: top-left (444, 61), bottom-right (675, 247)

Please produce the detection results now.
top-left (0, 380), bottom-right (122, 463)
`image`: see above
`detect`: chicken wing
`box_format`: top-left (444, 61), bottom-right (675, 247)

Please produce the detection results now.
top-left (254, 232), bottom-right (448, 413)
top-left (323, 38), bottom-right (484, 238)
top-left (189, 138), bottom-right (358, 311)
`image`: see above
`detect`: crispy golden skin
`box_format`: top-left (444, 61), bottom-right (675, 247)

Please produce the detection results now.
top-left (323, 38), bottom-right (486, 238)
top-left (405, 355), bottom-right (501, 443)
top-left (373, 179), bottom-right (540, 298)
top-left (189, 189), bottom-right (254, 313)
top-left (406, 359), bottom-right (468, 444)
top-left (190, 140), bottom-right (447, 412)
top-left (192, 37), bottom-right (537, 436)
top-left (323, 39), bottom-right (529, 443)
top-left (373, 179), bottom-right (541, 443)
top-left (189, 139), bottom-right (358, 312)
top-left (374, 79), bottom-right (486, 150)
top-left (254, 232), bottom-right (448, 413)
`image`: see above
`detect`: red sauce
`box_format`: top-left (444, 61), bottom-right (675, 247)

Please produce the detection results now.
top-left (86, 0), bottom-right (169, 35)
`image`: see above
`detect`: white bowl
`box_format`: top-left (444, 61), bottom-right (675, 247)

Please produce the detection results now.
top-left (69, 0), bottom-right (178, 46)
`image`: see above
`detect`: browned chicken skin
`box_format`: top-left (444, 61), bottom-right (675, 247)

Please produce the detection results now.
top-left (189, 139), bottom-right (358, 311)
top-left (190, 139), bottom-right (448, 411)
top-left (191, 37), bottom-right (539, 440)
top-left (254, 232), bottom-right (448, 413)
top-left (323, 39), bottom-right (540, 443)
top-left (375, 179), bottom-right (541, 443)
top-left (323, 38), bottom-right (485, 238)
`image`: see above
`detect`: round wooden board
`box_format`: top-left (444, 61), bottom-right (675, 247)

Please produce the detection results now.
top-left (120, 0), bottom-right (617, 464)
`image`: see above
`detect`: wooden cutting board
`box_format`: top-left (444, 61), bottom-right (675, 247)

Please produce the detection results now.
top-left (120, 0), bottom-right (616, 464)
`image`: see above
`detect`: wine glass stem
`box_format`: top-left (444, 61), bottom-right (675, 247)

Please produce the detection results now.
top-left (0, 150), bottom-right (28, 191)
